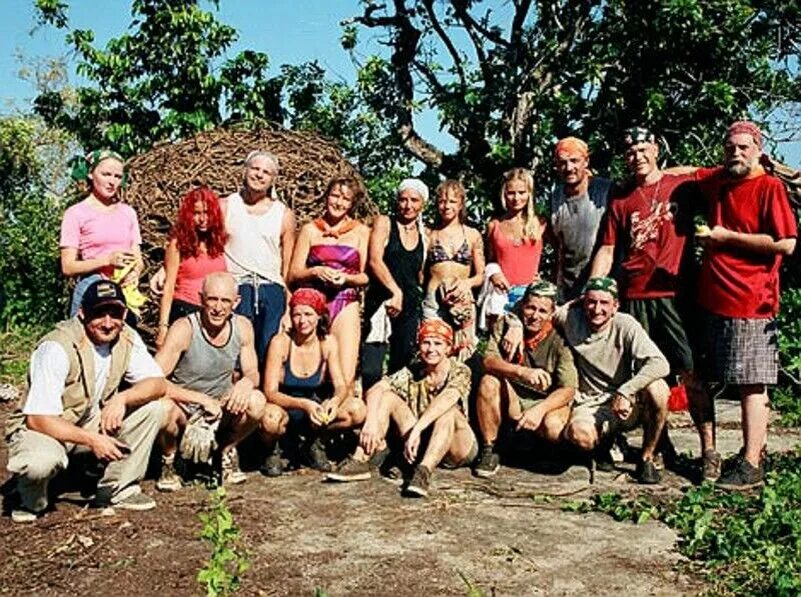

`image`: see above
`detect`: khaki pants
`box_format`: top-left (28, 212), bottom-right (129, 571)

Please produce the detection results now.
top-left (6, 401), bottom-right (164, 512)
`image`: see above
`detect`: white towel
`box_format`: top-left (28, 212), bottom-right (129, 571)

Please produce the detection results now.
top-left (365, 301), bottom-right (393, 343)
top-left (477, 263), bottom-right (510, 331)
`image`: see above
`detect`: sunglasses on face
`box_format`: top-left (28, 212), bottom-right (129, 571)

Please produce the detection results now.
top-left (86, 304), bottom-right (126, 320)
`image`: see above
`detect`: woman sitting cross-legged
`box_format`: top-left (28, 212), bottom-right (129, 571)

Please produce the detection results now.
top-left (260, 288), bottom-right (366, 475)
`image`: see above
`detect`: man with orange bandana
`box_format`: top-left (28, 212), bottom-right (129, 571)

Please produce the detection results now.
top-left (550, 136), bottom-right (616, 301)
top-left (326, 319), bottom-right (477, 497)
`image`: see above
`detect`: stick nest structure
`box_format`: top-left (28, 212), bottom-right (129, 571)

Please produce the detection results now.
top-left (120, 123), bottom-right (377, 333)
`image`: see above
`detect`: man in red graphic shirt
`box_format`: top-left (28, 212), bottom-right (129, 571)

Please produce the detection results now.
top-left (591, 127), bottom-right (703, 478)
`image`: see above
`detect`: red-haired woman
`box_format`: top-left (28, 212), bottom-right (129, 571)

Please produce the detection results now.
top-left (156, 187), bottom-right (228, 348)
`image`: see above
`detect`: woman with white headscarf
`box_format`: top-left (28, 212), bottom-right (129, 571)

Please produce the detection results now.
top-left (361, 178), bottom-right (429, 388)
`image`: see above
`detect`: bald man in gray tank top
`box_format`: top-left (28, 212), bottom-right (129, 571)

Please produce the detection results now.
top-left (155, 272), bottom-right (276, 488)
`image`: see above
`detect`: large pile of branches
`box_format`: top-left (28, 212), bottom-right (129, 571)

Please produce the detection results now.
top-left (123, 122), bottom-right (376, 270)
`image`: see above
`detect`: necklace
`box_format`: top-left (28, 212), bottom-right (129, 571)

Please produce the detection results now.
top-left (636, 175), bottom-right (663, 210)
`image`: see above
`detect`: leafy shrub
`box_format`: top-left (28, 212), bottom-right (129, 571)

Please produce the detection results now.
top-left (775, 288), bottom-right (801, 425)
top-left (578, 449), bottom-right (801, 594)
top-left (197, 487), bottom-right (250, 596)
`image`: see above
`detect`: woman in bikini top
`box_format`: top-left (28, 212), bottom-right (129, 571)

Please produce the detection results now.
top-left (288, 177), bottom-right (370, 395)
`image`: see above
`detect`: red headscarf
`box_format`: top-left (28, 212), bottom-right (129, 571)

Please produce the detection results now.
top-left (727, 121), bottom-right (762, 148)
top-left (290, 288), bottom-right (327, 315)
top-left (417, 319), bottom-right (454, 346)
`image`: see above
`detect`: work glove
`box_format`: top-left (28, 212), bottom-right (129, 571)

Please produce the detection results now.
top-left (179, 411), bottom-right (220, 464)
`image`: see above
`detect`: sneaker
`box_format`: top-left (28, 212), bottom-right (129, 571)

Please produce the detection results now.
top-left (156, 456), bottom-right (183, 492)
top-left (222, 449), bottom-right (247, 485)
top-left (404, 464), bottom-right (432, 498)
top-left (260, 445), bottom-right (284, 478)
top-left (701, 449), bottom-right (722, 482)
top-left (305, 437), bottom-right (332, 472)
top-left (325, 456), bottom-right (372, 482)
top-left (114, 491), bottom-right (157, 511)
top-left (718, 456), bottom-right (763, 489)
top-left (637, 459), bottom-right (662, 485)
top-left (473, 444), bottom-right (500, 478)
top-left (11, 508), bottom-right (39, 523)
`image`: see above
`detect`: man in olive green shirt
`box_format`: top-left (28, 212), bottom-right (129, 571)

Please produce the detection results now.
top-left (474, 281), bottom-right (578, 477)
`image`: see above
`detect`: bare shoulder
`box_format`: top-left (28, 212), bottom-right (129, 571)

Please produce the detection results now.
top-left (234, 315), bottom-right (254, 337)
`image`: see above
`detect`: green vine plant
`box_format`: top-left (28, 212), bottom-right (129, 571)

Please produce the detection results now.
top-left (197, 487), bottom-right (250, 597)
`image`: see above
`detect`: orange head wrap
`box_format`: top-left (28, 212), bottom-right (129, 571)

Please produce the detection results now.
top-left (416, 319), bottom-right (454, 346)
top-left (554, 136), bottom-right (589, 160)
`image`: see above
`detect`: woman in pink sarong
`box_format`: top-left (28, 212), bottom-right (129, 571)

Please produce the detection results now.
top-left (288, 177), bottom-right (370, 394)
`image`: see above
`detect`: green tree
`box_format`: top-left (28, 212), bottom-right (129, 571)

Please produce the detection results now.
top-left (0, 116), bottom-right (70, 326)
top-left (345, 0), bottom-right (801, 210)
top-left (33, 0), bottom-right (284, 156)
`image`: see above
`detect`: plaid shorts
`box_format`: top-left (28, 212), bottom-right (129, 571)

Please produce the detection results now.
top-left (709, 316), bottom-right (779, 385)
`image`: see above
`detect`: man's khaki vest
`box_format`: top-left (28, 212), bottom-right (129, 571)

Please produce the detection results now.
top-left (5, 318), bottom-right (135, 439)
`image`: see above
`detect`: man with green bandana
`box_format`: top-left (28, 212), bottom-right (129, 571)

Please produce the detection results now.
top-left (558, 276), bottom-right (670, 484)
top-left (473, 281), bottom-right (578, 477)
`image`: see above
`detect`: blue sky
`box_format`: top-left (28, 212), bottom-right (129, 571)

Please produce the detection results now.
top-left (1, 0), bottom-right (799, 167)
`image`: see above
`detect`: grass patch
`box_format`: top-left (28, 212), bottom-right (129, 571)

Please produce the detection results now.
top-left (569, 449), bottom-right (801, 595)
top-left (0, 324), bottom-right (48, 385)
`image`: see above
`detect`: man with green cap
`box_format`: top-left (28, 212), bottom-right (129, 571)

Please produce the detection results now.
top-left (557, 276), bottom-right (671, 484)
top-left (474, 280), bottom-right (579, 477)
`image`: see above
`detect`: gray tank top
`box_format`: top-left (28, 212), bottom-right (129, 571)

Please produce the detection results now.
top-left (170, 313), bottom-right (241, 400)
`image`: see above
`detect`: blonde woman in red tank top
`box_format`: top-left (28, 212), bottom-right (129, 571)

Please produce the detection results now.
top-left (479, 168), bottom-right (546, 331)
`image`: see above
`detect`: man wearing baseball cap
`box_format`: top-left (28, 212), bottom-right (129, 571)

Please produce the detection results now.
top-left (4, 279), bottom-right (167, 522)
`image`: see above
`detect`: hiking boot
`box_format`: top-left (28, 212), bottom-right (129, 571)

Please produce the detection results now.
top-left (260, 445), bottom-right (284, 478)
top-left (156, 455), bottom-right (182, 492)
top-left (305, 437), bottom-right (332, 472)
top-left (718, 456), bottom-right (763, 489)
top-left (637, 459), bottom-right (662, 485)
top-left (222, 449), bottom-right (247, 485)
top-left (594, 446), bottom-right (616, 472)
top-left (473, 444), bottom-right (500, 478)
top-left (11, 508), bottom-right (40, 524)
top-left (404, 464), bottom-right (432, 498)
top-left (701, 449), bottom-right (722, 482)
top-left (325, 456), bottom-right (372, 482)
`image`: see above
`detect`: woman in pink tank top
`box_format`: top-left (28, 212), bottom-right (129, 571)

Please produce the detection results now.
top-left (480, 168), bottom-right (546, 330)
top-left (156, 187), bottom-right (228, 348)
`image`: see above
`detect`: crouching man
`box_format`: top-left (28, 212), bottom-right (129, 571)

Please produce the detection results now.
top-left (327, 319), bottom-right (477, 498)
top-left (5, 280), bottom-right (167, 522)
top-left (559, 277), bottom-right (670, 484)
top-left (155, 272), bottom-right (270, 488)
top-left (474, 281), bottom-right (578, 477)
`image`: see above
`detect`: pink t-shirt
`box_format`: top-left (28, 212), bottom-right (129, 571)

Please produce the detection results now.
top-left (174, 253), bottom-right (228, 305)
top-left (60, 198), bottom-right (142, 277)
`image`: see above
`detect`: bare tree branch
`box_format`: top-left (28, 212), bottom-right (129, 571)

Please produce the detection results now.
top-left (421, 0), bottom-right (467, 88)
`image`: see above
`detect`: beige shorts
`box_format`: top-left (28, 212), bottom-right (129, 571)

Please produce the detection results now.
top-left (569, 393), bottom-right (642, 439)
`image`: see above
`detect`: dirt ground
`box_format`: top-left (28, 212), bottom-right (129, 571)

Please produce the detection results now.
top-left (0, 400), bottom-right (798, 596)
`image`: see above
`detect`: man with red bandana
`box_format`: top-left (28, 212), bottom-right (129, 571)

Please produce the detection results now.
top-left (690, 121), bottom-right (797, 488)
top-left (326, 319), bottom-right (477, 497)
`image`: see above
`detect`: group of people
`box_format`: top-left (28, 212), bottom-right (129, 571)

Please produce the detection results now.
top-left (4, 120), bottom-right (796, 523)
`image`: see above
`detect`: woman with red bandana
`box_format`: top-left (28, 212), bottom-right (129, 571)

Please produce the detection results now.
top-left (261, 288), bottom-right (366, 476)
top-left (288, 177), bottom-right (370, 395)
top-left (326, 319), bottom-right (478, 498)
top-left (156, 187), bottom-right (228, 348)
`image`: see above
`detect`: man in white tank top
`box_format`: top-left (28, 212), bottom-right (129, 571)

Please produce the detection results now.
top-left (222, 151), bottom-right (296, 369)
